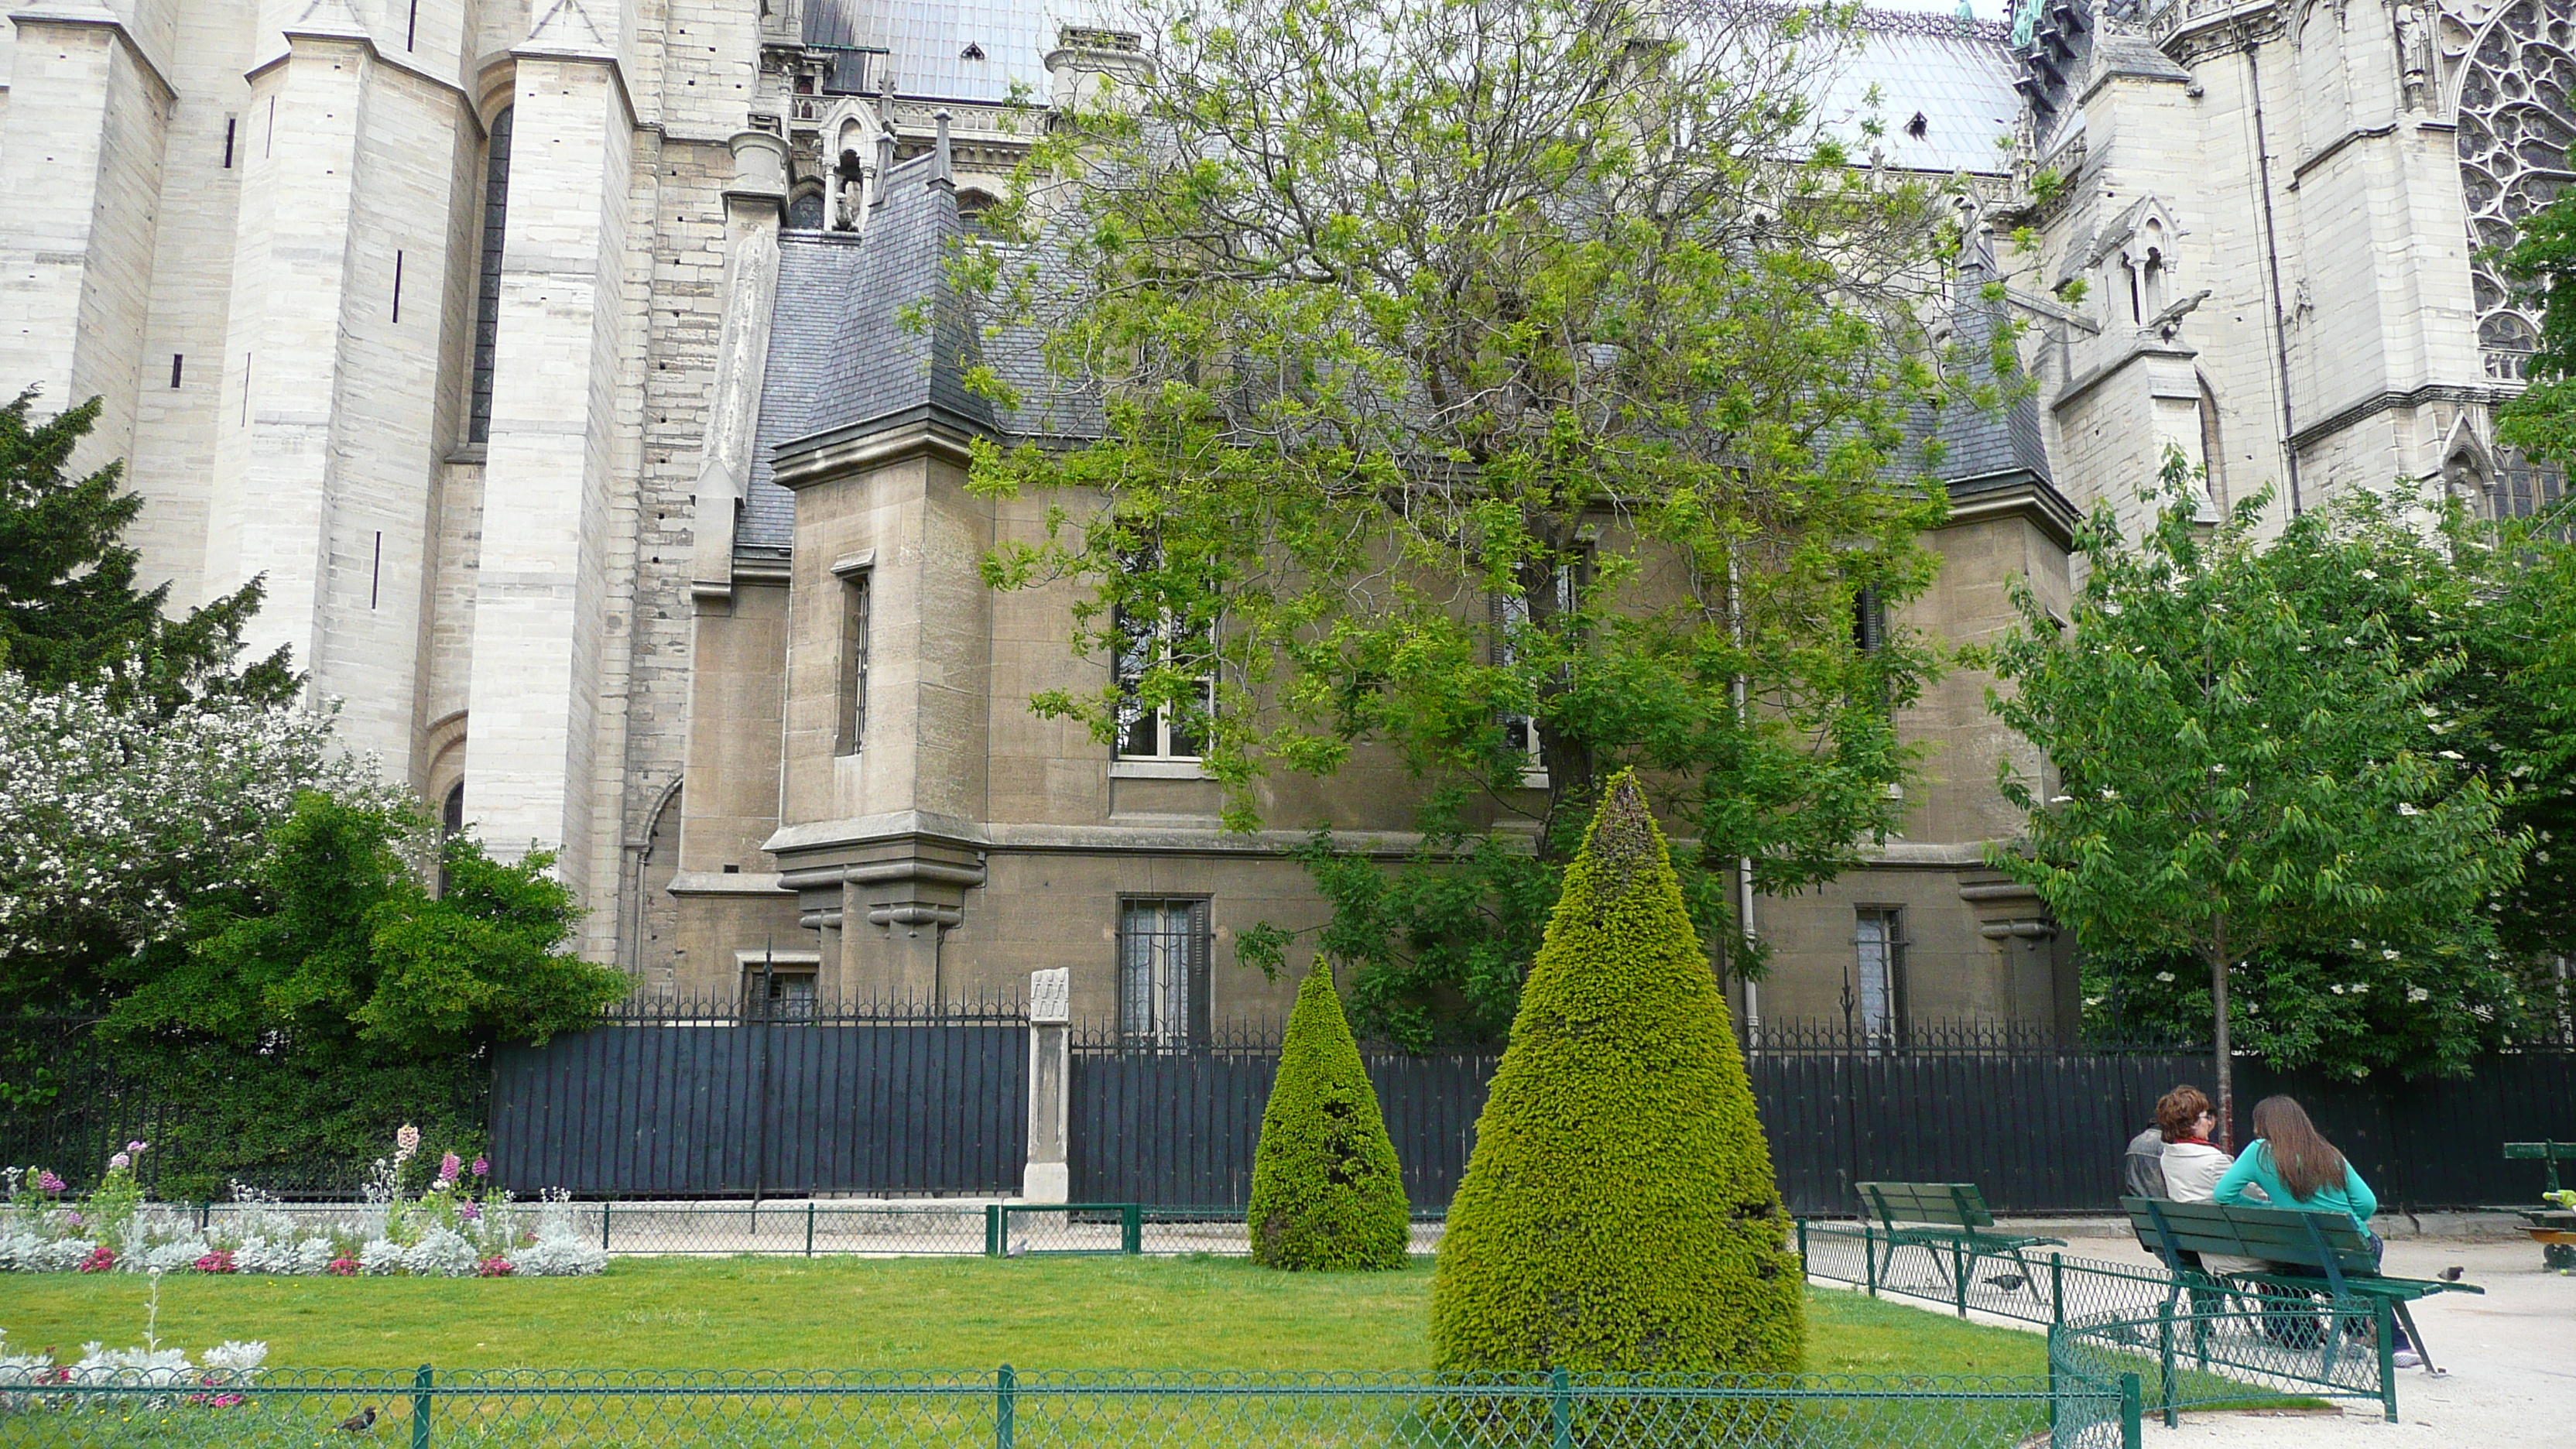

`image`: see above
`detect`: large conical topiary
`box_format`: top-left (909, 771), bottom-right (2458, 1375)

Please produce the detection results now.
top-left (1246, 965), bottom-right (1412, 1270)
top-left (1431, 770), bottom-right (1805, 1372)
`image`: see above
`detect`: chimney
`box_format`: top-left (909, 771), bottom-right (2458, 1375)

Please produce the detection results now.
top-left (930, 109), bottom-right (954, 189)
top-left (1046, 26), bottom-right (1149, 113)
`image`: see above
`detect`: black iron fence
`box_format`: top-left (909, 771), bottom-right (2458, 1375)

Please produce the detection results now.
top-left (15, 1007), bottom-right (2574, 1214)
top-left (488, 1001), bottom-right (1027, 1198)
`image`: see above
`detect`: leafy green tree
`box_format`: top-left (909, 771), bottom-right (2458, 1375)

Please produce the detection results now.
top-left (2496, 191), bottom-right (2576, 468)
top-left (0, 391), bottom-right (294, 707)
top-left (967, 0), bottom-right (1982, 1036)
top-left (109, 791), bottom-right (627, 1060)
top-left (1431, 772), bottom-right (1804, 1374)
top-left (1245, 966), bottom-right (1410, 1270)
top-left (1985, 457), bottom-right (2530, 1137)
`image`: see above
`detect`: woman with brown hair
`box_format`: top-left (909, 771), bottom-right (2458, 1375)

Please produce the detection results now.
top-left (2212, 1094), bottom-right (2416, 1365)
top-left (2153, 1085), bottom-right (2232, 1203)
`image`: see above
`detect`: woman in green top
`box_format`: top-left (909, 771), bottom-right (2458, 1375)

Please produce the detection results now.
top-left (2211, 1094), bottom-right (2415, 1365)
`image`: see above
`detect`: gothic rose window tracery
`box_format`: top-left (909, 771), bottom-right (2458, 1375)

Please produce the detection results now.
top-left (2448, 0), bottom-right (2574, 380)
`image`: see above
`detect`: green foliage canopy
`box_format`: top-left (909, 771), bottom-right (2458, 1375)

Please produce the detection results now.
top-left (2496, 190), bottom-right (2576, 468)
top-left (964, 0), bottom-right (1985, 1035)
top-left (1245, 966), bottom-right (1411, 1271)
top-left (1985, 457), bottom-right (2531, 1132)
top-left (1431, 772), bottom-right (1804, 1374)
top-left (0, 390), bottom-right (294, 709)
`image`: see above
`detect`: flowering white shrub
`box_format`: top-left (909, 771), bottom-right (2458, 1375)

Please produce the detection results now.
top-left (0, 671), bottom-right (393, 968)
top-left (0, 1331), bottom-right (267, 1414)
top-left (358, 1238), bottom-right (408, 1276)
top-left (230, 1236), bottom-right (333, 1276)
top-left (134, 1238), bottom-right (211, 1274)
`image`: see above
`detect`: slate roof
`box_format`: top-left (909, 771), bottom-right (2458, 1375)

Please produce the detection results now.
top-left (800, 0), bottom-right (1061, 102)
top-left (1912, 238), bottom-right (2056, 500)
top-left (1819, 10), bottom-right (2023, 176)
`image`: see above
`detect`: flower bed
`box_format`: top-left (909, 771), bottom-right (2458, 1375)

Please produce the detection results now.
top-left (2, 1129), bottom-right (605, 1278)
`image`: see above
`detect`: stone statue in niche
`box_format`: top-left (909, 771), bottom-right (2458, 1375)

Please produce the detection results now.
top-left (834, 149), bottom-right (867, 230)
top-left (2396, 0), bottom-right (2437, 110)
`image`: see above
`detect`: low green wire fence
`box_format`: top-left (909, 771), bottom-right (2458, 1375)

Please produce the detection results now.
top-left (1797, 1220), bottom-right (2393, 1423)
top-left (0, 1368), bottom-right (2137, 1448)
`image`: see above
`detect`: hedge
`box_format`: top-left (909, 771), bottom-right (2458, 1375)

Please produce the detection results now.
top-left (1245, 966), bottom-right (1411, 1270)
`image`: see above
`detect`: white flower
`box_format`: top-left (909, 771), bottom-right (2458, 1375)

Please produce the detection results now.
top-left (2406, 987), bottom-right (2431, 1004)
top-left (2398, 803), bottom-right (2421, 816)
top-left (2438, 750), bottom-right (2464, 760)
top-left (2154, 971), bottom-right (2176, 984)
top-left (2330, 984), bottom-right (2346, 994)
top-left (2356, 569), bottom-right (2379, 581)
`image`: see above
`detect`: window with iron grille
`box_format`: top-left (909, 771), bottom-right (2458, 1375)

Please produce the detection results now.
top-left (1118, 897), bottom-right (1211, 1049)
top-left (743, 964), bottom-right (819, 1022)
top-left (1852, 907), bottom-right (1906, 1045)
top-left (467, 107), bottom-right (513, 446)
top-left (838, 570), bottom-right (870, 755)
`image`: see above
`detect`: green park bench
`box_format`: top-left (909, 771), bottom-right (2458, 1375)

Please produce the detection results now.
top-left (1855, 1181), bottom-right (2064, 1317)
top-left (2120, 1194), bottom-right (2481, 1412)
top-left (2505, 1142), bottom-right (2576, 1269)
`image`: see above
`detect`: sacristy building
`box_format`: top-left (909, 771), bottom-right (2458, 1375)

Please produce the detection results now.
top-left (1, 0), bottom-right (2566, 1038)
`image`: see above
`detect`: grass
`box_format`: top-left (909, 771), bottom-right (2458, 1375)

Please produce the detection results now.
top-left (0, 1257), bottom-right (2047, 1375)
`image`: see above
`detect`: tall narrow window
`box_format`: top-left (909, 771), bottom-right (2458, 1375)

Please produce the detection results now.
top-left (837, 570), bottom-right (871, 755)
top-left (222, 118), bottom-right (235, 168)
top-left (392, 250), bottom-right (403, 323)
top-left (1495, 558), bottom-right (1579, 775)
top-left (1852, 585), bottom-right (1886, 653)
top-left (437, 781), bottom-right (464, 897)
top-left (170, 355), bottom-right (183, 389)
top-left (467, 106), bottom-right (515, 445)
top-left (1112, 602), bottom-right (1212, 760)
top-left (1852, 907), bottom-right (1906, 1046)
top-left (1118, 897), bottom-right (1211, 1050)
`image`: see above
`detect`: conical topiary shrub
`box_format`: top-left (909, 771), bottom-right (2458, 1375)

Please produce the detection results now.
top-left (1430, 769), bottom-right (1805, 1372)
top-left (1245, 965), bottom-right (1411, 1270)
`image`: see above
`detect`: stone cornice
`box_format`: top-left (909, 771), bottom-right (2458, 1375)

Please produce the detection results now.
top-left (9, 2), bottom-right (176, 102)
top-left (772, 406), bottom-right (992, 489)
top-left (2287, 382), bottom-right (2506, 452)
top-left (1940, 470), bottom-right (2083, 553)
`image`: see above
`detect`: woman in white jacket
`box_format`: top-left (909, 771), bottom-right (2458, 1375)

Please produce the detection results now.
top-left (2151, 1085), bottom-right (2257, 1277)
top-left (2156, 1086), bottom-right (2234, 1203)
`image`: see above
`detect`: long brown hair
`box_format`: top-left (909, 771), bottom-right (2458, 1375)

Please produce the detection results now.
top-left (2250, 1095), bottom-right (2347, 1201)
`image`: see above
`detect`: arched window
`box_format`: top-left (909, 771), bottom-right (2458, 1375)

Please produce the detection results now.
top-left (468, 106), bottom-right (514, 445)
top-left (437, 779), bottom-right (464, 896)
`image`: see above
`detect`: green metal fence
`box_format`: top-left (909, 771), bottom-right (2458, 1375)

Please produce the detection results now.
top-left (1797, 1220), bottom-right (2392, 1423)
top-left (0, 1368), bottom-right (2134, 1448)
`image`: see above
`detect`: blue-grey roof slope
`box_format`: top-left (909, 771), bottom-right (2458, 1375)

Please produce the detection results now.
top-left (1818, 10), bottom-right (2023, 176)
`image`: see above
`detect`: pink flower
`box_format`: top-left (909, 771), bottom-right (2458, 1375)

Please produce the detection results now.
top-left (395, 1124), bottom-right (421, 1160)
top-left (35, 1170), bottom-right (64, 1193)
top-left (64, 1211), bottom-right (84, 1228)
top-left (439, 1152), bottom-right (461, 1184)
top-left (471, 1156), bottom-right (488, 1178)
top-left (194, 1249), bottom-right (238, 1274)
top-left (107, 1153), bottom-right (128, 1171)
top-left (475, 1256), bottom-right (513, 1277)
top-left (458, 1200), bottom-right (481, 1221)
top-left (125, 1140), bottom-right (148, 1156)
top-left (77, 1246), bottom-right (115, 1273)
top-left (327, 1255), bottom-right (358, 1276)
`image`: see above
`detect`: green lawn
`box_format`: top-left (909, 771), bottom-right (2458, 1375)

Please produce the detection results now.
top-left (0, 1256), bottom-right (2044, 1375)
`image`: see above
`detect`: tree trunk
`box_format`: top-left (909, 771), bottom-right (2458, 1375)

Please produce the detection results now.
top-left (2206, 937), bottom-right (2234, 1153)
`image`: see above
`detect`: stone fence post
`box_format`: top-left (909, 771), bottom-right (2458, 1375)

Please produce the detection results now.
top-left (1023, 968), bottom-right (1070, 1202)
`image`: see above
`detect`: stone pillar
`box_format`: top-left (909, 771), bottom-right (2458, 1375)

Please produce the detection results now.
top-left (0, 1), bottom-right (170, 474)
top-left (462, 44), bottom-right (636, 896)
top-left (1023, 968), bottom-right (1071, 1204)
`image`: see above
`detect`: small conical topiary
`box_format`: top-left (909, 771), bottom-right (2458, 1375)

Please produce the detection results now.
top-left (1431, 770), bottom-right (1805, 1372)
top-left (1246, 965), bottom-right (1412, 1270)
